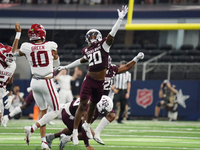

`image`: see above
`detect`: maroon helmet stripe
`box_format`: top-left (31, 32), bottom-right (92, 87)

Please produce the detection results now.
top-left (45, 79), bottom-right (56, 111)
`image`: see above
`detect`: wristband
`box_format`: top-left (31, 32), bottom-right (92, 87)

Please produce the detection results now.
top-left (133, 56), bottom-right (139, 63)
top-left (15, 32), bottom-right (21, 39)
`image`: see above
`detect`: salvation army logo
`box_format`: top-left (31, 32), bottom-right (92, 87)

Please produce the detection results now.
top-left (136, 89), bottom-right (153, 108)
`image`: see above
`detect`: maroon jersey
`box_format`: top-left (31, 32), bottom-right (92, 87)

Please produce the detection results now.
top-left (68, 98), bottom-right (99, 123)
top-left (103, 64), bottom-right (118, 96)
top-left (25, 91), bottom-right (35, 105)
top-left (82, 38), bottom-right (109, 72)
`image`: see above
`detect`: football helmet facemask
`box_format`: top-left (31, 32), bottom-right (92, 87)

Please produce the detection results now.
top-left (0, 44), bottom-right (15, 66)
top-left (85, 29), bottom-right (102, 46)
top-left (97, 95), bottom-right (113, 116)
top-left (28, 23), bottom-right (46, 42)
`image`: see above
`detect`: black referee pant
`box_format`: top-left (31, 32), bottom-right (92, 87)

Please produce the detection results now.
top-left (113, 89), bottom-right (128, 123)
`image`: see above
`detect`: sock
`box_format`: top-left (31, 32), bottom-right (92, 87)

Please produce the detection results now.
top-left (9, 106), bottom-right (22, 118)
top-left (41, 136), bottom-right (46, 142)
top-left (37, 110), bottom-right (59, 126)
top-left (31, 124), bottom-right (38, 133)
top-left (95, 117), bottom-right (110, 135)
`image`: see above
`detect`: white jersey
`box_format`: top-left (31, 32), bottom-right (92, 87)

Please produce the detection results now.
top-left (57, 75), bottom-right (72, 91)
top-left (20, 41), bottom-right (57, 78)
top-left (0, 61), bottom-right (16, 89)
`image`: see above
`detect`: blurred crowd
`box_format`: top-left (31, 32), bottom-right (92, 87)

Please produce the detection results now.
top-left (1, 0), bottom-right (198, 5)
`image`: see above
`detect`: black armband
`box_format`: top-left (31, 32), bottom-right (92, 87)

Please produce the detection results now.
top-left (6, 83), bottom-right (13, 91)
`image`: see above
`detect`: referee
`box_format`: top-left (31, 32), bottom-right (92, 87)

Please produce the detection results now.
top-left (113, 60), bottom-right (131, 123)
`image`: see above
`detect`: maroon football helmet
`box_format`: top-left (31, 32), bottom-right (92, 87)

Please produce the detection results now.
top-left (28, 23), bottom-right (46, 42)
top-left (0, 43), bottom-right (15, 66)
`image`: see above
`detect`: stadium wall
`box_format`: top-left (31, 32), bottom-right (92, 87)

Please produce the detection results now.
top-left (5, 79), bottom-right (200, 121)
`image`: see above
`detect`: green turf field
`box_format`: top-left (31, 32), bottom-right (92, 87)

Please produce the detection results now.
top-left (0, 119), bottom-right (199, 150)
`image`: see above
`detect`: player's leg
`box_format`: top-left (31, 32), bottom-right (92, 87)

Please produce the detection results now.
top-left (72, 98), bottom-right (88, 145)
top-left (0, 99), bottom-right (4, 125)
top-left (94, 111), bottom-right (115, 145)
top-left (72, 76), bottom-right (92, 145)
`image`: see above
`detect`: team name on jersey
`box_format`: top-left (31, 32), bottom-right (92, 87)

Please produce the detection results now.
top-left (31, 45), bottom-right (45, 51)
top-left (85, 45), bottom-right (101, 55)
top-left (0, 70), bottom-right (12, 76)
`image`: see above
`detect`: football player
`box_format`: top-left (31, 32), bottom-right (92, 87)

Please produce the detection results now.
top-left (12, 22), bottom-right (60, 150)
top-left (57, 5), bottom-right (128, 145)
top-left (0, 44), bottom-right (16, 124)
top-left (93, 52), bottom-right (144, 145)
top-left (46, 95), bottom-right (113, 150)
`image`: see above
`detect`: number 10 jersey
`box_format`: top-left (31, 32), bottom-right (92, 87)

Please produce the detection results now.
top-left (20, 41), bottom-right (58, 78)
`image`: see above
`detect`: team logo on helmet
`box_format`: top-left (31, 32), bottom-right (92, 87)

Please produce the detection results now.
top-left (97, 95), bottom-right (113, 115)
top-left (28, 23), bottom-right (46, 42)
top-left (136, 89), bottom-right (153, 108)
top-left (0, 43), bottom-right (15, 66)
top-left (85, 29), bottom-right (102, 46)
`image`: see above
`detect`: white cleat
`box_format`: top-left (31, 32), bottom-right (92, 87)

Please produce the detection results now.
top-left (23, 126), bottom-right (32, 145)
top-left (41, 141), bottom-right (50, 150)
top-left (82, 121), bottom-right (93, 139)
top-left (94, 132), bottom-right (105, 145)
top-left (72, 130), bottom-right (79, 146)
top-left (2, 115), bottom-right (9, 127)
top-left (59, 134), bottom-right (71, 150)
top-left (48, 121), bottom-right (55, 126)
top-left (45, 134), bottom-right (53, 148)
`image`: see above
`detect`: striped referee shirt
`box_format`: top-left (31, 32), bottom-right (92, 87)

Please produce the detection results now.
top-left (113, 71), bottom-right (131, 90)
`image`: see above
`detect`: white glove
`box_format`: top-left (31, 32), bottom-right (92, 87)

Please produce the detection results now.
top-left (117, 5), bottom-right (128, 20)
top-left (57, 66), bottom-right (67, 71)
top-left (4, 95), bottom-right (13, 109)
top-left (136, 52), bottom-right (144, 60)
top-left (27, 87), bottom-right (32, 93)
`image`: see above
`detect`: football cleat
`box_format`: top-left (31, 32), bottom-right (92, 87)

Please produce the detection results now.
top-left (46, 134), bottom-right (53, 148)
top-left (23, 126), bottom-right (32, 145)
top-left (94, 132), bottom-right (105, 145)
top-left (2, 115), bottom-right (9, 127)
top-left (72, 129), bottom-right (79, 146)
top-left (41, 141), bottom-right (50, 150)
top-left (82, 121), bottom-right (93, 139)
top-left (59, 134), bottom-right (71, 150)
top-left (48, 121), bottom-right (55, 126)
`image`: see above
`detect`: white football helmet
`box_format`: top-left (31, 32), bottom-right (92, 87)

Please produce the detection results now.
top-left (97, 95), bottom-right (113, 115)
top-left (85, 29), bottom-right (102, 46)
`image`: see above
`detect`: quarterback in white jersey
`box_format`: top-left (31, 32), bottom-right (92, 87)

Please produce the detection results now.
top-left (12, 22), bottom-right (60, 150)
top-left (0, 44), bottom-right (16, 124)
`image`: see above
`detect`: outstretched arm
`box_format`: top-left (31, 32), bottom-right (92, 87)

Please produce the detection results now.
top-left (106, 5), bottom-right (128, 46)
top-left (117, 52), bottom-right (144, 74)
top-left (58, 57), bottom-right (88, 71)
top-left (12, 22), bottom-right (25, 56)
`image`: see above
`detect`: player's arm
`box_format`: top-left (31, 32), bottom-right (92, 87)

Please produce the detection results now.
top-left (117, 52), bottom-right (144, 74)
top-left (12, 22), bottom-right (25, 56)
top-left (4, 75), bottom-right (14, 109)
top-left (105, 5), bottom-right (128, 46)
top-left (52, 50), bottom-right (60, 67)
top-left (58, 57), bottom-right (88, 71)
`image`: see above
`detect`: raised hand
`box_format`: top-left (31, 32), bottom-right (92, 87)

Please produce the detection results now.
top-left (15, 22), bottom-right (21, 32)
top-left (117, 5), bottom-right (128, 20)
top-left (136, 52), bottom-right (144, 60)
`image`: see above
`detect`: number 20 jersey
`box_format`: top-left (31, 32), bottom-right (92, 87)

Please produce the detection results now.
top-left (20, 41), bottom-right (58, 77)
top-left (82, 38), bottom-right (109, 72)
